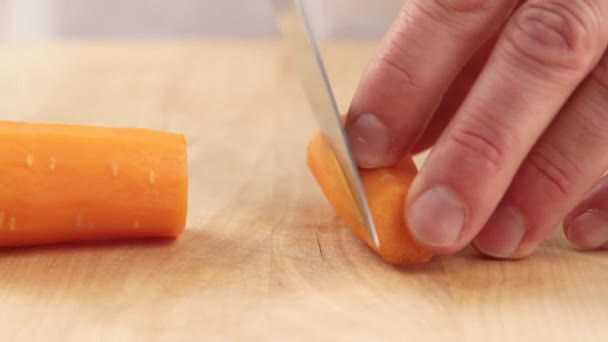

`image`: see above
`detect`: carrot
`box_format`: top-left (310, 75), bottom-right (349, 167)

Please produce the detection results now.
top-left (0, 120), bottom-right (188, 247)
top-left (306, 129), bottom-right (433, 265)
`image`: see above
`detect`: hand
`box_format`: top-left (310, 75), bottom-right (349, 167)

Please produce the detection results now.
top-left (345, 0), bottom-right (608, 258)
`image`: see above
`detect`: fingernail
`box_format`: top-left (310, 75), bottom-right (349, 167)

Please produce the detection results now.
top-left (566, 210), bottom-right (608, 250)
top-left (407, 186), bottom-right (466, 247)
top-left (346, 113), bottom-right (391, 168)
top-left (474, 205), bottom-right (526, 258)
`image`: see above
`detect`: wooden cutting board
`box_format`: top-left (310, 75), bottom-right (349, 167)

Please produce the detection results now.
top-left (0, 40), bottom-right (606, 341)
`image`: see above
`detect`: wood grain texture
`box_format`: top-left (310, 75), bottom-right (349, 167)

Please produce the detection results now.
top-left (0, 40), bottom-right (606, 341)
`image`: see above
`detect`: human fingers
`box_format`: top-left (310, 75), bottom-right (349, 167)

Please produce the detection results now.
top-left (345, 0), bottom-right (520, 168)
top-left (474, 50), bottom-right (608, 258)
top-left (405, 0), bottom-right (608, 254)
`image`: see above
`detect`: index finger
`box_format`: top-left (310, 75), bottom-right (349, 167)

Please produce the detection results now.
top-left (345, 0), bottom-right (520, 168)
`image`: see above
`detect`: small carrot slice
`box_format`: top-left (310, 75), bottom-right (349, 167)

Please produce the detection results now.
top-left (0, 120), bottom-right (188, 247)
top-left (306, 130), bottom-right (433, 265)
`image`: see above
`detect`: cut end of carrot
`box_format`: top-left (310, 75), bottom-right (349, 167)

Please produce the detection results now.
top-left (306, 130), bottom-right (433, 265)
top-left (0, 120), bottom-right (188, 248)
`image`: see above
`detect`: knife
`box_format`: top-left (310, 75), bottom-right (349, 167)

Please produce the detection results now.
top-left (271, 0), bottom-right (380, 248)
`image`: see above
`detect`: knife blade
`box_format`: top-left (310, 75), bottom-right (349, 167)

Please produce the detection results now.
top-left (271, 0), bottom-right (380, 248)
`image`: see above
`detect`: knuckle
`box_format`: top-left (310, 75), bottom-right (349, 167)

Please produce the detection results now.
top-left (578, 54), bottom-right (608, 145)
top-left (375, 45), bottom-right (423, 90)
top-left (410, 1), bottom-right (450, 29)
top-left (433, 0), bottom-right (499, 15)
top-left (526, 141), bottom-right (581, 200)
top-left (448, 117), bottom-right (512, 171)
top-left (507, 1), bottom-right (598, 72)
top-left (591, 52), bottom-right (608, 92)
top-left (577, 110), bottom-right (608, 148)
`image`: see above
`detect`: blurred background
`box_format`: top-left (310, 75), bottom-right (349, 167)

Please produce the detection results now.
top-left (0, 0), bottom-right (402, 40)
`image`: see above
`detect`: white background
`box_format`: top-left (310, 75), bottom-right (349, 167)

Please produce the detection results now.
top-left (0, 0), bottom-right (402, 40)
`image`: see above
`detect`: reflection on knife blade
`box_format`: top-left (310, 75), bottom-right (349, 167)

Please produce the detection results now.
top-left (271, 0), bottom-right (380, 248)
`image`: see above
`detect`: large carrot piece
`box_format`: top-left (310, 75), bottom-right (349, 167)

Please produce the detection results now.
top-left (0, 120), bottom-right (188, 247)
top-left (306, 130), bottom-right (433, 265)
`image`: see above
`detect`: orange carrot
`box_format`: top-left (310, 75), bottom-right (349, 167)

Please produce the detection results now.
top-left (0, 120), bottom-right (188, 247)
top-left (306, 130), bottom-right (433, 265)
